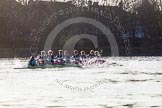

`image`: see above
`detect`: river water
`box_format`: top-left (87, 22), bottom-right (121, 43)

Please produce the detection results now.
top-left (0, 57), bottom-right (162, 108)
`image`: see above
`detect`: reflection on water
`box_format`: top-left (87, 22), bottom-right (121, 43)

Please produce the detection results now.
top-left (0, 57), bottom-right (162, 108)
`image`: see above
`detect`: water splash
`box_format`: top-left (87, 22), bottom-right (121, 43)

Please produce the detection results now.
top-left (14, 58), bottom-right (23, 68)
top-left (80, 57), bottom-right (109, 68)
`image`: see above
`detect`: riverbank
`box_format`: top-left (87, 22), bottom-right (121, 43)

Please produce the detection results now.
top-left (0, 47), bottom-right (162, 58)
top-left (0, 48), bottom-right (30, 58)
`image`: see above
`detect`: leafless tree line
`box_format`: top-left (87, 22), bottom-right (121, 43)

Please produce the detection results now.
top-left (17, 0), bottom-right (162, 12)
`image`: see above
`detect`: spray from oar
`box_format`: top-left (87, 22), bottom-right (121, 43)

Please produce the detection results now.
top-left (14, 58), bottom-right (21, 68)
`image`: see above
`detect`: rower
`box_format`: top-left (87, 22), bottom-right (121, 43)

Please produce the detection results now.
top-left (94, 51), bottom-right (101, 57)
top-left (56, 50), bottom-right (64, 59)
top-left (39, 51), bottom-right (47, 65)
top-left (94, 50), bottom-right (105, 64)
top-left (71, 50), bottom-right (80, 63)
top-left (28, 56), bottom-right (36, 66)
top-left (47, 50), bottom-right (54, 64)
top-left (64, 50), bottom-right (70, 64)
top-left (80, 51), bottom-right (86, 59)
top-left (55, 50), bottom-right (64, 64)
top-left (80, 50), bottom-right (86, 63)
top-left (88, 50), bottom-right (95, 58)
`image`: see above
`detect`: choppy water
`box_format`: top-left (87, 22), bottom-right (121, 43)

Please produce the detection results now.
top-left (0, 57), bottom-right (162, 108)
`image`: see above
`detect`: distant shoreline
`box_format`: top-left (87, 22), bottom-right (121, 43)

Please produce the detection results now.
top-left (0, 48), bottom-right (30, 58)
top-left (1, 48), bottom-right (162, 58)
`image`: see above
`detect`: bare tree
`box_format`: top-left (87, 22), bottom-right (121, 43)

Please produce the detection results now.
top-left (112, 0), bottom-right (142, 12)
top-left (17, 0), bottom-right (28, 6)
top-left (71, 0), bottom-right (87, 7)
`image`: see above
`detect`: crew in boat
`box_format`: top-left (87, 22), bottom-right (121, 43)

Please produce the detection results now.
top-left (28, 56), bottom-right (36, 66)
top-left (39, 51), bottom-right (47, 65)
top-left (47, 50), bottom-right (54, 64)
top-left (87, 50), bottom-right (95, 58)
top-left (64, 50), bottom-right (70, 64)
top-left (71, 50), bottom-right (80, 64)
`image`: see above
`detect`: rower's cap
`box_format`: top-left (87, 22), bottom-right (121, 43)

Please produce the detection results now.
top-left (59, 50), bottom-right (63, 52)
top-left (48, 50), bottom-right (53, 53)
top-left (73, 50), bottom-right (78, 53)
top-left (95, 51), bottom-right (99, 54)
top-left (64, 50), bottom-right (67, 53)
top-left (90, 50), bottom-right (94, 53)
top-left (81, 51), bottom-right (85, 54)
top-left (41, 51), bottom-right (46, 53)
